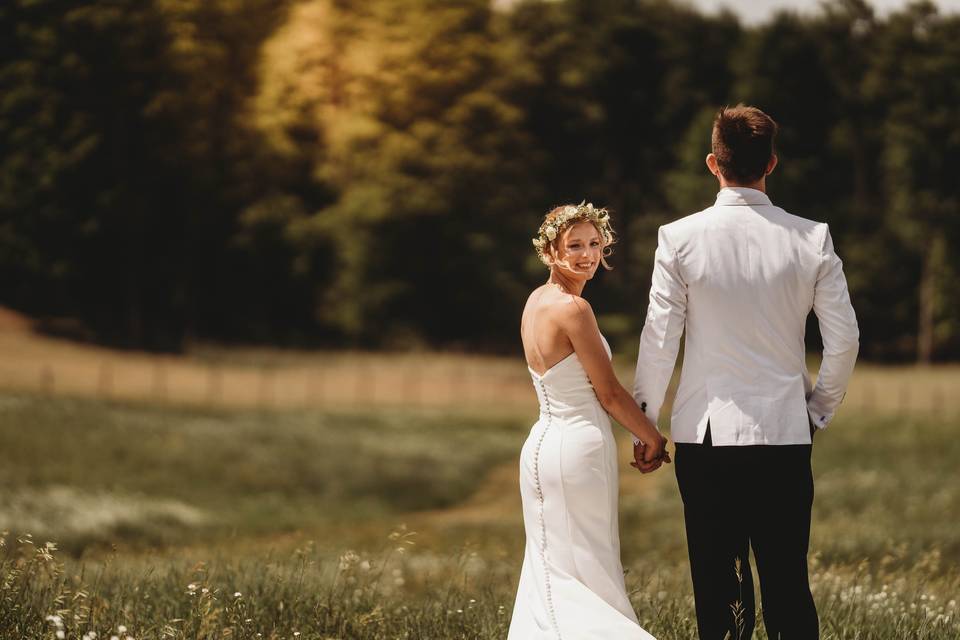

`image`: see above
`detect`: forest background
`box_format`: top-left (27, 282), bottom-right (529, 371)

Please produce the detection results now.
top-left (3, 0), bottom-right (959, 363)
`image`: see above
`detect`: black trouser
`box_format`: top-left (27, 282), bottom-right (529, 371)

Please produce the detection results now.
top-left (674, 425), bottom-right (819, 640)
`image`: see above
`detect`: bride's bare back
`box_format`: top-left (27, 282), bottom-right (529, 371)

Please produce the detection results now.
top-left (520, 284), bottom-right (579, 376)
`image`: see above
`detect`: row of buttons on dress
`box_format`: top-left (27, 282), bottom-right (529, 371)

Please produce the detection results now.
top-left (533, 377), bottom-right (561, 639)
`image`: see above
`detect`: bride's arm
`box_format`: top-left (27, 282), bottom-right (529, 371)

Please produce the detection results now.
top-left (557, 296), bottom-right (666, 462)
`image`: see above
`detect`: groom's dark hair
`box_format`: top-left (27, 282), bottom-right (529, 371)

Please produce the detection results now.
top-left (711, 105), bottom-right (778, 184)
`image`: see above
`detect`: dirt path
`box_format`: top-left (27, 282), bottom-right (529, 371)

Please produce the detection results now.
top-left (416, 436), bottom-right (667, 529)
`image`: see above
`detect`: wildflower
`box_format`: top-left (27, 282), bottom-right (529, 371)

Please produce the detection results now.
top-left (118, 626), bottom-right (127, 634)
top-left (56, 632), bottom-right (65, 640)
top-left (338, 550), bottom-right (360, 571)
top-left (234, 592), bottom-right (242, 598)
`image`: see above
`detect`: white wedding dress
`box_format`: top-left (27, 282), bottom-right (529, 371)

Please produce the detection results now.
top-left (508, 334), bottom-right (655, 639)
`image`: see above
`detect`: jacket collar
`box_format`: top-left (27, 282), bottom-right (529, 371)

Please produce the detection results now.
top-left (714, 187), bottom-right (772, 207)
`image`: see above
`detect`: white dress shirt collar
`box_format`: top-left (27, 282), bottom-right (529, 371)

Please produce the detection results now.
top-left (715, 187), bottom-right (772, 207)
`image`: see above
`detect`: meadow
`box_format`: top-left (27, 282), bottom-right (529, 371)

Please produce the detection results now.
top-left (3, 392), bottom-right (960, 639)
top-left (2, 317), bottom-right (960, 639)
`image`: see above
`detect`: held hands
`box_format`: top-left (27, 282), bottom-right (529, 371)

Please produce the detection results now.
top-left (630, 435), bottom-right (671, 474)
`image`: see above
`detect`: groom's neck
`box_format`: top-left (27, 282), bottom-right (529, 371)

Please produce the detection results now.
top-left (718, 175), bottom-right (767, 193)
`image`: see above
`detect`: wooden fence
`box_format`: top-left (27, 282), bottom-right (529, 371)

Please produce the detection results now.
top-left (3, 352), bottom-right (959, 418)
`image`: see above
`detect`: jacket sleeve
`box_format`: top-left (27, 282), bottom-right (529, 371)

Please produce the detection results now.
top-left (807, 224), bottom-right (859, 429)
top-left (632, 225), bottom-right (687, 444)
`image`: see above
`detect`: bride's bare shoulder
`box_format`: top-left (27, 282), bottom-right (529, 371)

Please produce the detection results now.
top-left (530, 288), bottom-right (594, 326)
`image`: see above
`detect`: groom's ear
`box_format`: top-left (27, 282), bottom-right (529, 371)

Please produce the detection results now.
top-left (705, 153), bottom-right (721, 177)
top-left (765, 154), bottom-right (778, 177)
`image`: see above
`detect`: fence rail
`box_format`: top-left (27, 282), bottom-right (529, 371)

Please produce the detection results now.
top-left (2, 352), bottom-right (959, 417)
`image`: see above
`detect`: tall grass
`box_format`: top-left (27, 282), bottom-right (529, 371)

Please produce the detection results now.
top-left (2, 389), bottom-right (959, 638)
top-left (3, 528), bottom-right (958, 639)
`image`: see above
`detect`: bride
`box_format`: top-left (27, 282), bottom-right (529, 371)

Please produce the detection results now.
top-left (508, 203), bottom-right (668, 639)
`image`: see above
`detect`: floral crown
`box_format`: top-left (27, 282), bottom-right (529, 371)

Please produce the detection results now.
top-left (532, 201), bottom-right (614, 266)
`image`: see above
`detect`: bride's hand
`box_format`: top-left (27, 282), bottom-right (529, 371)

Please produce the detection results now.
top-left (630, 437), bottom-right (670, 473)
top-left (630, 444), bottom-right (660, 473)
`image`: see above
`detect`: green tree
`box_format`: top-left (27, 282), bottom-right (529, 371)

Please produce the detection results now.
top-left (0, 0), bottom-right (287, 348)
top-left (866, 2), bottom-right (960, 362)
top-left (253, 0), bottom-right (541, 346)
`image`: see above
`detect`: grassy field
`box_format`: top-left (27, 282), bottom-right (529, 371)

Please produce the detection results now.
top-left (2, 308), bottom-right (959, 638)
top-left (2, 389), bottom-right (959, 639)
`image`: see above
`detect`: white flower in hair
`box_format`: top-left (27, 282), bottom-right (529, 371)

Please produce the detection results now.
top-left (531, 200), bottom-right (615, 267)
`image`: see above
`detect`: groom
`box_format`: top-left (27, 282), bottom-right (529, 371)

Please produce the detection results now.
top-left (632, 105), bottom-right (859, 639)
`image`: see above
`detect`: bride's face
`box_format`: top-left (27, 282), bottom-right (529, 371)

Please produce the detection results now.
top-left (553, 221), bottom-right (604, 280)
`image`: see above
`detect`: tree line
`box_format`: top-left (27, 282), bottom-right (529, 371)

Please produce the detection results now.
top-left (2, 0), bottom-right (958, 361)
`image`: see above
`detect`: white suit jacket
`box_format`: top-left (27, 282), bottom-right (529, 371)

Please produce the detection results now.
top-left (632, 187), bottom-right (859, 446)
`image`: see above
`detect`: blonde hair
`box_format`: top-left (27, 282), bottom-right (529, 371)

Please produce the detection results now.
top-left (532, 202), bottom-right (616, 270)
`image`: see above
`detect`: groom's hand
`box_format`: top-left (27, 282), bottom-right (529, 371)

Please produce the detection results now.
top-left (630, 438), bottom-right (671, 473)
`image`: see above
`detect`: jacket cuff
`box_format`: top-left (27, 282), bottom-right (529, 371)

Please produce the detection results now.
top-left (807, 406), bottom-right (833, 430)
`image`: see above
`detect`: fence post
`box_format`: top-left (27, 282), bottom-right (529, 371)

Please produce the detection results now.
top-left (306, 369), bottom-right (324, 407)
top-left (898, 383), bottom-right (910, 416)
top-left (40, 364), bottom-right (55, 394)
top-left (258, 367), bottom-right (273, 409)
top-left (355, 361), bottom-right (370, 405)
top-left (152, 360), bottom-right (167, 402)
top-left (402, 364), bottom-right (422, 407)
top-left (207, 365), bottom-right (222, 404)
top-left (862, 379), bottom-right (874, 413)
top-left (931, 385), bottom-right (943, 417)
top-left (98, 361), bottom-right (113, 398)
